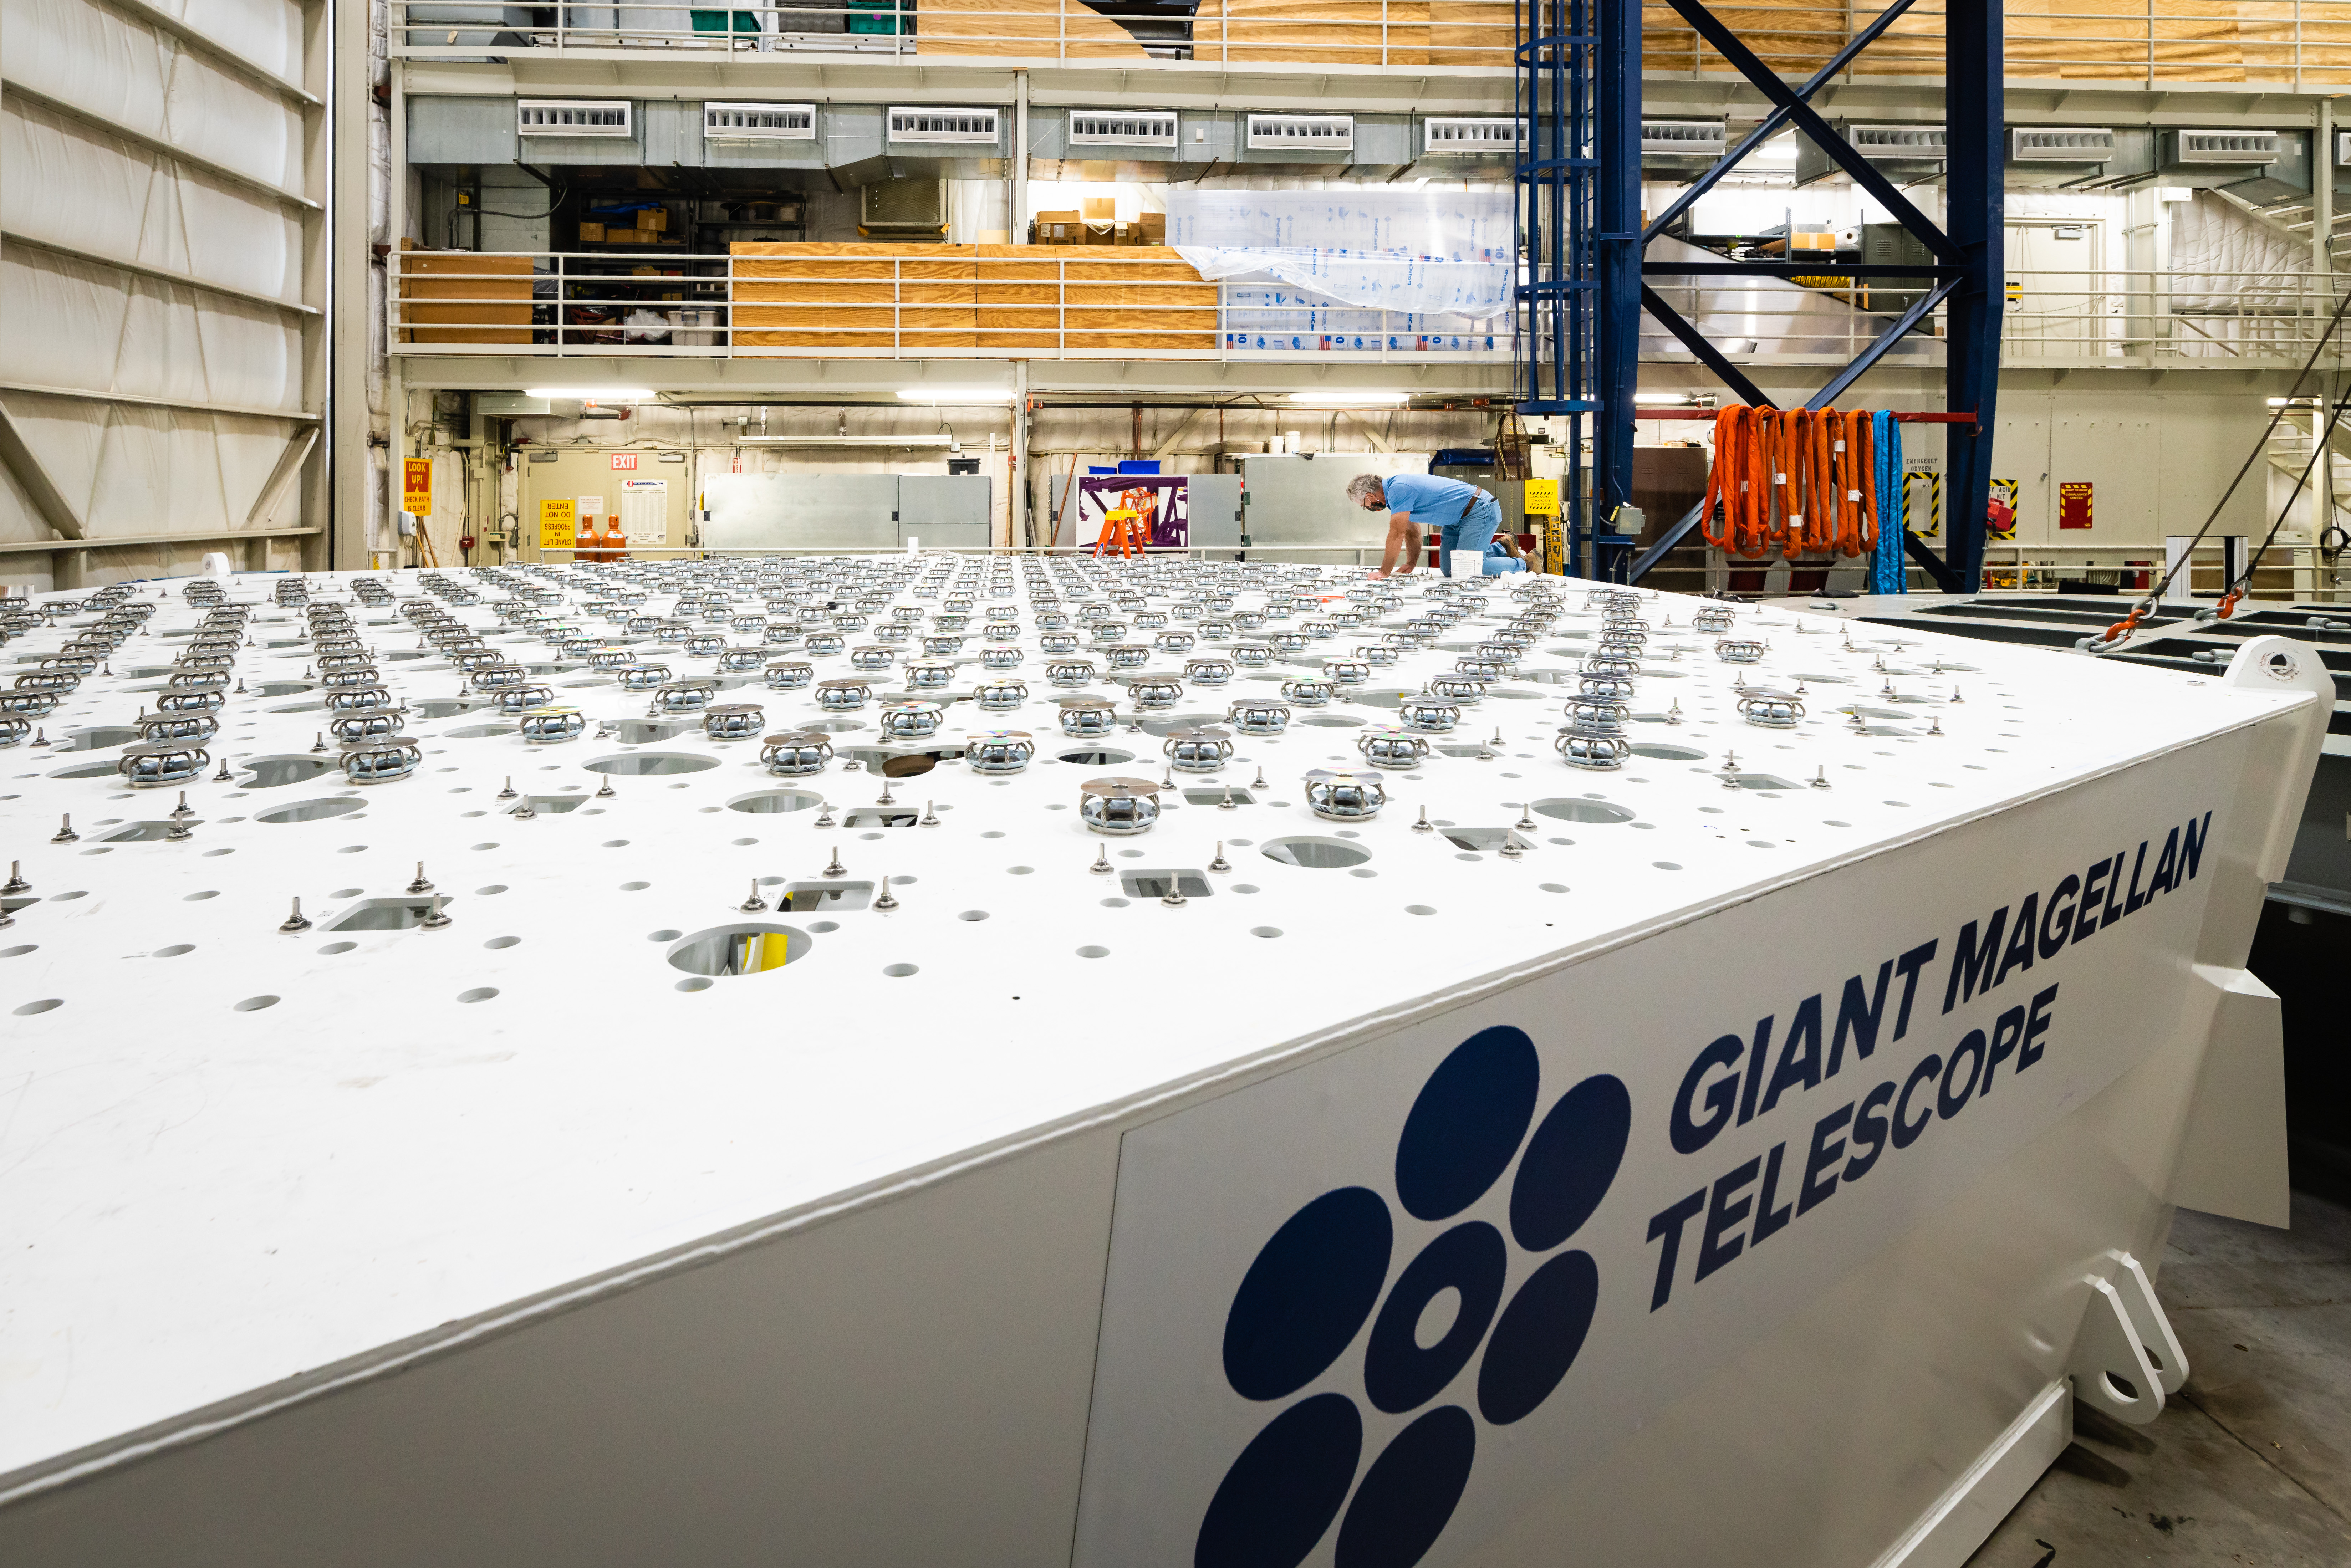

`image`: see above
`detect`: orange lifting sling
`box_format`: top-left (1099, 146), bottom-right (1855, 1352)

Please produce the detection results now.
top-left (1702, 404), bottom-right (1886, 562)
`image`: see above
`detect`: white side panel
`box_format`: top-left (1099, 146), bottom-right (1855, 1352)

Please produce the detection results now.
top-left (2168, 966), bottom-right (2292, 1227)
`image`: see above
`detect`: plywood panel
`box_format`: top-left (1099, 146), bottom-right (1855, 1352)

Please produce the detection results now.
top-left (913, 0), bottom-right (1150, 57)
top-left (398, 249), bottom-right (531, 346)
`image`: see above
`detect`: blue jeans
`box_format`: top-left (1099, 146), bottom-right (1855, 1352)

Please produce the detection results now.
top-left (1438, 501), bottom-right (1502, 576)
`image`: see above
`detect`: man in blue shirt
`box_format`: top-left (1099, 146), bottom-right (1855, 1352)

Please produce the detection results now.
top-left (1349, 472), bottom-right (1508, 578)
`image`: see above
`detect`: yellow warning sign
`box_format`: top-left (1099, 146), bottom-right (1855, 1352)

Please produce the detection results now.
top-left (538, 497), bottom-right (577, 551)
top-left (402, 458), bottom-right (433, 515)
top-left (1523, 477), bottom-right (1560, 516)
top-left (2005, 280), bottom-right (2023, 304)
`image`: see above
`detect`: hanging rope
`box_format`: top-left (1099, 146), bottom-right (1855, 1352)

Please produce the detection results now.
top-left (1706, 404), bottom-right (1903, 566)
top-left (1869, 410), bottom-right (1907, 593)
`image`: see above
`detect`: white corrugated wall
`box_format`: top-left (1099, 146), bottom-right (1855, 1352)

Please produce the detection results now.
top-left (0, 0), bottom-right (323, 591)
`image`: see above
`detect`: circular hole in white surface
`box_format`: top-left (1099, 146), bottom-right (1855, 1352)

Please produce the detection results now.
top-left (1350, 868), bottom-right (1378, 878)
top-left (153, 944), bottom-right (194, 957)
top-left (958, 910), bottom-right (990, 921)
top-left (648, 929), bottom-right (682, 941)
top-left (1260, 837), bottom-right (1371, 869)
top-left (1653, 861), bottom-right (1683, 871)
top-left (809, 920), bottom-right (839, 933)
top-left (233, 995), bottom-right (279, 1012)
top-left (336, 844), bottom-right (367, 855)
top-left (665, 923), bottom-right (812, 977)
top-left (585, 752), bottom-right (719, 777)
top-left (1251, 926), bottom-right (1283, 938)
top-left (1076, 945), bottom-right (1109, 958)
top-left (883, 962), bottom-right (919, 977)
top-left (483, 936), bottom-right (520, 950)
top-left (318, 941), bottom-right (357, 955)
top-left (676, 977), bottom-right (714, 993)
top-left (981, 830), bottom-right (1005, 839)
top-left (203, 847), bottom-right (234, 857)
top-left (730, 837), bottom-right (758, 848)
top-left (49, 891), bottom-right (86, 902)
top-left (1231, 883), bottom-right (1261, 893)
top-left (1747, 840), bottom-right (1777, 849)
top-left (1007, 865), bottom-right (1034, 875)
top-left (458, 987), bottom-right (499, 1003)
top-left (182, 889), bottom-right (221, 902)
top-left (476, 884), bottom-right (508, 895)
top-left (1100, 897), bottom-right (1130, 908)
top-left (1406, 905), bottom-right (1436, 916)
top-left (1539, 883), bottom-right (1569, 893)
top-left (0, 945), bottom-right (34, 958)
top-left (1883, 800), bottom-right (1910, 808)
top-left (255, 796), bottom-right (364, 824)
top-left (619, 881), bottom-right (651, 891)
top-left (1530, 797), bottom-right (1635, 824)
top-left (15, 997), bottom-right (63, 1015)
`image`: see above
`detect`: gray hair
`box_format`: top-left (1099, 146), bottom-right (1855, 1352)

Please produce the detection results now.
top-left (1346, 474), bottom-right (1386, 507)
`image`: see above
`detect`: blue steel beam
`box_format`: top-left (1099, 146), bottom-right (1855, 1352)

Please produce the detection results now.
top-left (1594, 0), bottom-right (1643, 539)
top-left (1941, 0), bottom-right (2004, 592)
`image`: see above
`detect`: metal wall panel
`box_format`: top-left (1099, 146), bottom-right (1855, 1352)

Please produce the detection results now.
top-left (1187, 475), bottom-right (1243, 547)
top-left (639, 101), bottom-right (704, 168)
top-left (703, 473), bottom-right (899, 550)
top-left (898, 475), bottom-right (992, 548)
top-left (404, 96), bottom-right (521, 165)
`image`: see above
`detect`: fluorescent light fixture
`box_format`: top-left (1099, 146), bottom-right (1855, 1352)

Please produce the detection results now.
top-left (1634, 392), bottom-right (1696, 405)
top-left (523, 387), bottom-right (655, 402)
top-left (1286, 392), bottom-right (1411, 406)
top-left (896, 387), bottom-right (1014, 402)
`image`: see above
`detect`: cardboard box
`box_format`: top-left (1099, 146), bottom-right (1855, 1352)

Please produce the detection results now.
top-left (608, 228), bottom-right (647, 245)
top-left (578, 221), bottom-right (606, 242)
top-left (1084, 221), bottom-right (1118, 245)
top-left (1136, 212), bottom-right (1166, 242)
top-left (1082, 196), bottom-right (1117, 220)
top-left (642, 208), bottom-right (669, 233)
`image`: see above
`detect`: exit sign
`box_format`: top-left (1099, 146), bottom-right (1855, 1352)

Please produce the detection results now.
top-left (611, 452), bottom-right (639, 471)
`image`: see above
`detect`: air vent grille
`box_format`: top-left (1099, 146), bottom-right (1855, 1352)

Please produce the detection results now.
top-left (1424, 117), bottom-right (1521, 155)
top-left (704, 103), bottom-right (817, 141)
top-left (1641, 119), bottom-right (1727, 157)
top-left (517, 100), bottom-right (632, 137)
top-left (1246, 113), bottom-right (1354, 152)
top-left (1847, 124), bottom-right (1947, 158)
top-left (888, 107), bottom-right (1002, 144)
top-left (2172, 129), bottom-right (2283, 164)
top-left (1070, 109), bottom-right (1180, 146)
top-left (2009, 127), bottom-right (2116, 162)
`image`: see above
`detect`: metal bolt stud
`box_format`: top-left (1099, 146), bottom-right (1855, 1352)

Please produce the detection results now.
top-left (407, 862), bottom-right (434, 895)
top-left (920, 800), bottom-right (939, 826)
top-left (1251, 767), bottom-right (1268, 791)
top-left (51, 814), bottom-right (77, 844)
top-left (511, 797), bottom-right (537, 820)
top-left (169, 792), bottom-right (195, 821)
top-left (1, 861), bottom-right (27, 895)
top-left (1219, 783), bottom-right (1237, 810)
top-left (1927, 717), bottom-right (1944, 736)
top-left (1949, 686), bottom-right (1964, 704)
top-left (1811, 766), bottom-right (1831, 789)
top-left (1413, 806), bottom-right (1433, 833)
top-left (814, 802), bottom-right (836, 828)
top-left (822, 847), bottom-right (846, 878)
top-left (279, 896), bottom-right (312, 934)
top-left (214, 756), bottom-right (232, 782)
top-left (873, 875), bottom-right (901, 911)
top-left (1499, 836), bottom-right (1525, 859)
top-left (1720, 750), bottom-right (1740, 772)
top-left (740, 879), bottom-right (769, 912)
top-left (165, 816), bottom-right (193, 842)
top-left (1089, 844), bottom-right (1113, 875)
top-left (418, 893), bottom-right (452, 930)
top-left (497, 776), bottom-right (517, 800)
top-left (311, 731), bottom-right (327, 753)
top-left (1208, 841), bottom-right (1231, 873)
top-left (30, 729), bottom-right (46, 747)
top-left (235, 679), bottom-right (247, 694)
top-left (876, 778), bottom-right (896, 807)
top-left (1514, 803), bottom-right (1537, 831)
top-left (1667, 699), bottom-right (1682, 725)
top-left (1161, 882), bottom-right (1188, 906)
top-left (596, 777), bottom-right (615, 798)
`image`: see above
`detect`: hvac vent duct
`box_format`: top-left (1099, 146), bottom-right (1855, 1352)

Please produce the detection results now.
top-left (1069, 110), bottom-right (1181, 147)
top-left (888, 107), bottom-right (1002, 144)
top-left (1423, 117), bottom-right (1520, 155)
top-left (2009, 127), bottom-right (2116, 162)
top-left (1246, 113), bottom-right (1353, 152)
top-left (703, 103), bottom-right (817, 142)
top-left (2164, 128), bottom-right (2283, 165)
top-left (1640, 119), bottom-right (1727, 159)
top-left (517, 100), bottom-right (632, 137)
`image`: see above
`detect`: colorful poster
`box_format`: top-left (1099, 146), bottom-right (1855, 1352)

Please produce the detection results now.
top-left (1079, 475), bottom-right (1190, 548)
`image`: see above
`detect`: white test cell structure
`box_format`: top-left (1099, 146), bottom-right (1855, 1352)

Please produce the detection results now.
top-left (0, 560), bottom-right (2325, 1568)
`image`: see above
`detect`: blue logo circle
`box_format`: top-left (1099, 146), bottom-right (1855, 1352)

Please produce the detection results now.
top-left (1199, 1027), bottom-right (1629, 1568)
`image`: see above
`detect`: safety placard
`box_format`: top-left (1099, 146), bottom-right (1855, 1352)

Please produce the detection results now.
top-left (611, 452), bottom-right (639, 471)
top-left (2058, 481), bottom-right (2093, 530)
top-left (1523, 478), bottom-right (1560, 516)
top-left (402, 459), bottom-right (433, 515)
top-left (538, 498), bottom-right (577, 551)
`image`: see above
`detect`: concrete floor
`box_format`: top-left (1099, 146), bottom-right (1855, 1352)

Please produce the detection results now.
top-left (1966, 1191), bottom-right (2351, 1567)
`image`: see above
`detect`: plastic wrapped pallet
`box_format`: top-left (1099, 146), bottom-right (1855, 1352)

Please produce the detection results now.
top-left (731, 243), bottom-right (976, 350)
top-left (1193, 0), bottom-right (1429, 65)
top-left (914, 0), bottom-right (1151, 57)
top-left (397, 247), bottom-right (532, 346)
